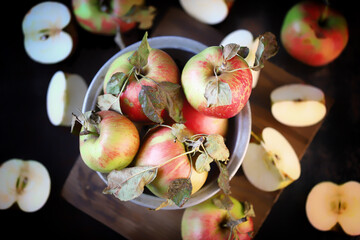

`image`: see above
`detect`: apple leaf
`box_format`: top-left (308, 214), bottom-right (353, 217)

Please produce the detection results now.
top-left (167, 178), bottom-right (192, 207)
top-left (223, 43), bottom-right (241, 61)
top-left (158, 81), bottom-right (184, 123)
top-left (97, 94), bottom-right (121, 114)
top-left (238, 46), bottom-right (250, 59)
top-left (212, 194), bottom-right (234, 211)
top-left (70, 113), bottom-right (83, 136)
top-left (204, 79), bottom-right (232, 107)
top-left (152, 199), bottom-right (175, 211)
top-left (123, 6), bottom-right (157, 30)
top-left (195, 153), bottom-right (213, 173)
top-left (128, 32), bottom-right (150, 70)
top-left (243, 201), bottom-right (256, 218)
top-left (139, 85), bottom-right (165, 123)
top-left (171, 123), bottom-right (192, 143)
top-left (204, 134), bottom-right (230, 161)
top-left (103, 166), bottom-right (158, 201)
top-left (253, 32), bottom-right (279, 71)
top-left (106, 72), bottom-right (128, 95)
top-left (216, 160), bottom-right (231, 195)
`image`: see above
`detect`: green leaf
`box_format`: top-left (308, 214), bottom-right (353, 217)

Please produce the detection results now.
top-left (216, 160), bottom-right (231, 195)
top-left (123, 6), bottom-right (157, 29)
top-left (138, 85), bottom-right (165, 123)
top-left (253, 32), bottom-right (279, 71)
top-left (106, 72), bottom-right (128, 95)
top-left (204, 134), bottom-right (230, 161)
top-left (238, 46), bottom-right (250, 59)
top-left (128, 32), bottom-right (150, 70)
top-left (171, 123), bottom-right (192, 143)
top-left (70, 113), bottom-right (83, 136)
top-left (167, 178), bottom-right (192, 207)
top-left (195, 153), bottom-right (213, 173)
top-left (204, 79), bottom-right (232, 107)
top-left (222, 43), bottom-right (241, 61)
top-left (103, 166), bottom-right (158, 201)
top-left (97, 94), bottom-right (121, 114)
top-left (158, 81), bottom-right (184, 123)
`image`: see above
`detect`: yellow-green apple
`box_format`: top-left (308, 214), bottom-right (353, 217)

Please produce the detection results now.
top-left (242, 127), bottom-right (301, 192)
top-left (79, 110), bottom-right (140, 173)
top-left (281, 1), bottom-right (348, 66)
top-left (181, 46), bottom-right (252, 119)
top-left (46, 71), bottom-right (87, 127)
top-left (220, 29), bottom-right (261, 88)
top-left (103, 40), bottom-right (180, 123)
top-left (22, 1), bottom-right (77, 64)
top-left (179, 0), bottom-right (234, 25)
top-left (181, 194), bottom-right (254, 240)
top-left (270, 83), bottom-right (326, 127)
top-left (134, 126), bottom-right (208, 199)
top-left (182, 99), bottom-right (228, 137)
top-left (306, 181), bottom-right (360, 236)
top-left (0, 159), bottom-right (50, 212)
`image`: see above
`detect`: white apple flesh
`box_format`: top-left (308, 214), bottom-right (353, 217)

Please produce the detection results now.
top-left (0, 159), bottom-right (51, 212)
top-left (306, 181), bottom-right (360, 236)
top-left (22, 1), bottom-right (73, 64)
top-left (220, 29), bottom-right (261, 88)
top-left (242, 127), bottom-right (301, 192)
top-left (179, 0), bottom-right (228, 25)
top-left (46, 71), bottom-right (87, 126)
top-left (271, 83), bottom-right (326, 127)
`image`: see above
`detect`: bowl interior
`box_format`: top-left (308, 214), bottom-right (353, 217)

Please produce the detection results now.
top-left (82, 36), bottom-right (251, 210)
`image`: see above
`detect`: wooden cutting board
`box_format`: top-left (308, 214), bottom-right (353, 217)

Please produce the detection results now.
top-left (62, 8), bottom-right (333, 240)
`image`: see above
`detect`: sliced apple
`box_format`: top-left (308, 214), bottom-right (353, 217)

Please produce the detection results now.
top-left (270, 83), bottom-right (326, 127)
top-left (22, 1), bottom-right (74, 64)
top-left (0, 159), bottom-right (51, 212)
top-left (46, 71), bottom-right (87, 126)
top-left (306, 181), bottom-right (360, 236)
top-left (179, 0), bottom-right (228, 25)
top-left (242, 127), bottom-right (301, 192)
top-left (220, 29), bottom-right (261, 88)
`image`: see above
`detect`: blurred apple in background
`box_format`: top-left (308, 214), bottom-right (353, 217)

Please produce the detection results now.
top-left (281, 1), bottom-right (348, 66)
top-left (22, 1), bottom-right (76, 64)
top-left (0, 159), bottom-right (51, 212)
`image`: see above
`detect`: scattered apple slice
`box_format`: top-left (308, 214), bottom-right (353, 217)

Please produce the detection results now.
top-left (270, 83), bottom-right (326, 127)
top-left (220, 29), bottom-right (261, 88)
top-left (242, 127), bottom-right (301, 192)
top-left (306, 181), bottom-right (360, 236)
top-left (179, 0), bottom-right (229, 25)
top-left (22, 1), bottom-right (75, 64)
top-left (46, 71), bottom-right (87, 126)
top-left (0, 159), bottom-right (51, 212)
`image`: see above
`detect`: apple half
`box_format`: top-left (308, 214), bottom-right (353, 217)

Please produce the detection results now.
top-left (220, 29), bottom-right (261, 88)
top-left (306, 181), bottom-right (360, 236)
top-left (242, 127), bottom-right (301, 192)
top-left (270, 83), bottom-right (326, 127)
top-left (0, 159), bottom-right (51, 212)
top-left (22, 1), bottom-right (74, 64)
top-left (46, 71), bottom-right (88, 126)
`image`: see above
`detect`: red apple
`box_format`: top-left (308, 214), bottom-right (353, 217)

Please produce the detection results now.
top-left (103, 46), bottom-right (180, 123)
top-left (181, 46), bottom-right (252, 119)
top-left (134, 126), bottom-right (208, 198)
top-left (79, 110), bottom-right (140, 173)
top-left (181, 194), bottom-right (254, 240)
top-left (281, 1), bottom-right (348, 66)
top-left (182, 99), bottom-right (228, 137)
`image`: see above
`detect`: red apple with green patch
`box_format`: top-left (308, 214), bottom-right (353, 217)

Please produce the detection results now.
top-left (78, 110), bottom-right (140, 173)
top-left (281, 1), bottom-right (348, 66)
top-left (181, 194), bottom-right (254, 240)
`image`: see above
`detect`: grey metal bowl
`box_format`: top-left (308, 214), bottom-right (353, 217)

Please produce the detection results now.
top-left (82, 36), bottom-right (251, 210)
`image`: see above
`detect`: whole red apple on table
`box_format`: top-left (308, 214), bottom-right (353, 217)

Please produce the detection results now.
top-left (134, 126), bottom-right (208, 199)
top-left (103, 48), bottom-right (180, 122)
top-left (79, 110), bottom-right (140, 173)
top-left (281, 1), bottom-right (348, 66)
top-left (181, 46), bottom-right (252, 119)
top-left (182, 99), bottom-right (228, 137)
top-left (72, 0), bottom-right (142, 35)
top-left (181, 194), bottom-right (254, 240)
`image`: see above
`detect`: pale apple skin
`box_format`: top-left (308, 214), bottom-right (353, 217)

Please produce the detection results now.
top-left (79, 110), bottom-right (140, 173)
top-left (181, 194), bottom-right (254, 240)
top-left (134, 127), bottom-right (208, 198)
top-left (103, 48), bottom-right (180, 122)
top-left (72, 0), bottom-right (142, 35)
top-left (182, 99), bottom-right (228, 137)
top-left (281, 1), bottom-right (348, 66)
top-left (181, 46), bottom-right (252, 119)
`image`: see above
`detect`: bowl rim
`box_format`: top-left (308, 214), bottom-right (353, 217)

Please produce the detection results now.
top-left (82, 36), bottom-right (251, 210)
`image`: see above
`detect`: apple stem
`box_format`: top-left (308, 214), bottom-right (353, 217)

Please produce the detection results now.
top-left (16, 175), bottom-right (28, 194)
top-left (319, 0), bottom-right (330, 26)
top-left (114, 25), bottom-right (126, 50)
top-left (250, 131), bottom-right (262, 144)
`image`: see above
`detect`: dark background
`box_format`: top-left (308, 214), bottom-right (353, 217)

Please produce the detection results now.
top-left (1, 0), bottom-right (359, 239)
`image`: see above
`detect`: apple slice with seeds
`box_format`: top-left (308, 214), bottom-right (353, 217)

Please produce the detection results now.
top-left (46, 71), bottom-right (87, 126)
top-left (271, 83), bottom-right (326, 127)
top-left (242, 127), bottom-right (301, 192)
